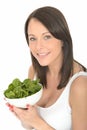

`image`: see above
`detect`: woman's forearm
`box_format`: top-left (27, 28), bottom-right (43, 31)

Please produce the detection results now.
top-left (34, 118), bottom-right (55, 130)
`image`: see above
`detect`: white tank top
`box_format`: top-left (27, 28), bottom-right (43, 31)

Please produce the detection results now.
top-left (35, 71), bottom-right (87, 130)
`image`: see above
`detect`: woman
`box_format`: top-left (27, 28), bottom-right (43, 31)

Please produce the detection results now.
top-left (8, 6), bottom-right (87, 130)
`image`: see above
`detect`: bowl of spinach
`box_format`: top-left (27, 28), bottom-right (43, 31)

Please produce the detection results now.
top-left (4, 78), bottom-right (43, 108)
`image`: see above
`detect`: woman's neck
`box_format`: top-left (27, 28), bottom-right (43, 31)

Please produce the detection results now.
top-left (48, 62), bottom-right (62, 78)
top-left (48, 53), bottom-right (63, 77)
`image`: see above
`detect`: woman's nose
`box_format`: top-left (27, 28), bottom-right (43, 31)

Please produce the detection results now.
top-left (36, 39), bottom-right (43, 50)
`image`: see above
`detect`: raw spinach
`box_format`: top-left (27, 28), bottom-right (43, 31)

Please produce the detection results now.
top-left (4, 78), bottom-right (42, 99)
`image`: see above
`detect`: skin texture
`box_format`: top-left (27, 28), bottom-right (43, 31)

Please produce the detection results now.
top-left (70, 76), bottom-right (87, 130)
top-left (28, 65), bottom-right (35, 80)
top-left (7, 18), bottom-right (87, 130)
top-left (28, 18), bottom-right (63, 68)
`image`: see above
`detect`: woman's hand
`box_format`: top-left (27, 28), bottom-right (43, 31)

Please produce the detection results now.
top-left (6, 103), bottom-right (55, 130)
top-left (12, 104), bottom-right (41, 129)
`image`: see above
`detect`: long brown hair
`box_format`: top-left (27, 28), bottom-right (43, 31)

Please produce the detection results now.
top-left (24, 6), bottom-right (86, 89)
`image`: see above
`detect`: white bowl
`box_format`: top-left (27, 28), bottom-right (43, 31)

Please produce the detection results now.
top-left (4, 87), bottom-right (43, 108)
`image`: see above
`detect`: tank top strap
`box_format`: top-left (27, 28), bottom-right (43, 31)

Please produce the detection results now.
top-left (67, 71), bottom-right (87, 90)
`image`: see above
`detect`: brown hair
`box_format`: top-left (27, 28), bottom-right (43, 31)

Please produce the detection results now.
top-left (24, 6), bottom-right (86, 89)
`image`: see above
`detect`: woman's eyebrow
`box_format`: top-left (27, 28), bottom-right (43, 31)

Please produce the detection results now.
top-left (42, 32), bottom-right (50, 35)
top-left (28, 34), bottom-right (35, 37)
top-left (28, 32), bottom-right (50, 37)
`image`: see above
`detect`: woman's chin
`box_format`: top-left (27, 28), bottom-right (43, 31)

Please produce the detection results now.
top-left (39, 62), bottom-right (48, 67)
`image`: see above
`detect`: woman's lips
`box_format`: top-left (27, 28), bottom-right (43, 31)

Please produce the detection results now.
top-left (37, 52), bottom-right (50, 57)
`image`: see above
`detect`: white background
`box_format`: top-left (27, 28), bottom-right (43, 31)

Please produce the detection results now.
top-left (0, 0), bottom-right (87, 129)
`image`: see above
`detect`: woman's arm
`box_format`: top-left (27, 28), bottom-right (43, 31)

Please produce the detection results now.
top-left (34, 118), bottom-right (55, 130)
top-left (70, 75), bottom-right (87, 130)
top-left (28, 65), bottom-right (35, 80)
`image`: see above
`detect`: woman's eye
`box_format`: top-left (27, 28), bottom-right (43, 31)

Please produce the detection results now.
top-left (44, 35), bottom-right (52, 40)
top-left (29, 37), bottom-right (36, 41)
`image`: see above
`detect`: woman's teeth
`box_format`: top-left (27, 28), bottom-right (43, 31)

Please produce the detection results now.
top-left (37, 52), bottom-right (50, 56)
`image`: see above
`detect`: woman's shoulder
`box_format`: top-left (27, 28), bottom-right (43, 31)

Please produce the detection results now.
top-left (28, 65), bottom-right (35, 80)
top-left (70, 71), bottom-right (87, 107)
top-left (70, 60), bottom-right (87, 93)
top-left (71, 72), bottom-right (87, 89)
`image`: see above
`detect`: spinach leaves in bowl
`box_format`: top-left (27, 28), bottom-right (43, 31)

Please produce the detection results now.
top-left (4, 78), bottom-right (42, 99)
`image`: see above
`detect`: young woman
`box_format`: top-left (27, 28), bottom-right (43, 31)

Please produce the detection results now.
top-left (8, 6), bottom-right (87, 130)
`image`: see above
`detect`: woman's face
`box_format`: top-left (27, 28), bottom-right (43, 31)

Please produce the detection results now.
top-left (28, 18), bottom-right (63, 67)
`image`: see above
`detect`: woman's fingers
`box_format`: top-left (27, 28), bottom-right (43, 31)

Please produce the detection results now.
top-left (6, 103), bottom-right (14, 112)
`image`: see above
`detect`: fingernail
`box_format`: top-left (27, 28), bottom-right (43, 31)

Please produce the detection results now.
top-left (26, 104), bottom-right (29, 108)
top-left (6, 103), bottom-right (11, 107)
top-left (6, 103), bottom-right (14, 111)
top-left (9, 105), bottom-right (14, 112)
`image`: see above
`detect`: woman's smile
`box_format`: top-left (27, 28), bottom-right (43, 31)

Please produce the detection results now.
top-left (37, 52), bottom-right (50, 58)
top-left (36, 51), bottom-right (51, 66)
